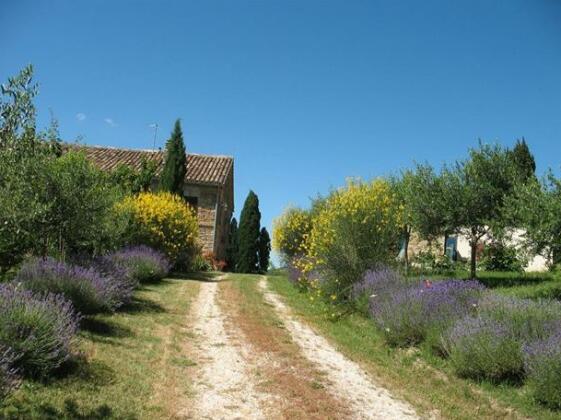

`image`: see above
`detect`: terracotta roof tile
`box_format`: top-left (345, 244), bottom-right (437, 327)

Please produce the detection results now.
top-left (69, 145), bottom-right (233, 186)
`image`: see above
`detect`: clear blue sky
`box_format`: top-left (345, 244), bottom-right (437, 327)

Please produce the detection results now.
top-left (2, 0), bottom-right (560, 263)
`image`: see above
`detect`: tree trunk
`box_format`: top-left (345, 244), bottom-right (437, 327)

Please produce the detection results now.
top-left (403, 227), bottom-right (410, 274)
top-left (470, 228), bottom-right (478, 279)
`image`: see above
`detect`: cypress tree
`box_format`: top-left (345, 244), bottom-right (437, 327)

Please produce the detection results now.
top-left (510, 138), bottom-right (536, 183)
top-left (258, 227), bottom-right (271, 273)
top-left (160, 119), bottom-right (187, 195)
top-left (237, 191), bottom-right (261, 273)
top-left (225, 217), bottom-right (239, 272)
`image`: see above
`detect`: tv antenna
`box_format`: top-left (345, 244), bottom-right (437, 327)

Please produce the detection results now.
top-left (150, 123), bottom-right (159, 151)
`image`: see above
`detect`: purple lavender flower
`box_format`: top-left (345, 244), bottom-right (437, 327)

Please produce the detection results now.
top-left (0, 283), bottom-right (79, 378)
top-left (351, 267), bottom-right (408, 301)
top-left (101, 245), bottom-right (170, 284)
top-left (361, 267), bottom-right (485, 347)
top-left (522, 328), bottom-right (561, 408)
top-left (15, 257), bottom-right (130, 314)
top-left (478, 294), bottom-right (561, 341)
top-left (443, 315), bottom-right (524, 382)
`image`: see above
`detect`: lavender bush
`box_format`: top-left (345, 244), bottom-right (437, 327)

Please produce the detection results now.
top-left (524, 330), bottom-right (561, 408)
top-left (0, 284), bottom-right (79, 378)
top-left (359, 268), bottom-right (484, 347)
top-left (0, 346), bottom-right (19, 401)
top-left (443, 315), bottom-right (523, 382)
top-left (102, 246), bottom-right (170, 284)
top-left (15, 258), bottom-right (132, 314)
top-left (421, 280), bottom-right (485, 353)
top-left (477, 295), bottom-right (561, 341)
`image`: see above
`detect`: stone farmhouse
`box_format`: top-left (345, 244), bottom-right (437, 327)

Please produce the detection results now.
top-left (76, 145), bottom-right (234, 260)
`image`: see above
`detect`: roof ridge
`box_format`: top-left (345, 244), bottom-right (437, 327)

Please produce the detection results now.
top-left (72, 143), bottom-right (233, 159)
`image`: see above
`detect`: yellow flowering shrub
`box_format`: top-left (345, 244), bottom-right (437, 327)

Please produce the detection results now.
top-left (303, 179), bottom-right (403, 299)
top-left (118, 192), bottom-right (199, 268)
top-left (272, 207), bottom-right (312, 261)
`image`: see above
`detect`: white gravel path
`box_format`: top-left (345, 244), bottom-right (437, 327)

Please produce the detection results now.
top-left (258, 277), bottom-right (419, 420)
top-left (186, 279), bottom-right (272, 419)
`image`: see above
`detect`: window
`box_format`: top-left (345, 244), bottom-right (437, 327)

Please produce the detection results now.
top-left (185, 196), bottom-right (198, 213)
top-left (444, 236), bottom-right (458, 261)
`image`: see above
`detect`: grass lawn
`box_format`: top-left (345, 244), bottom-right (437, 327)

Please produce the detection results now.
top-left (414, 270), bottom-right (561, 300)
top-left (1, 275), bottom-right (205, 419)
top-left (267, 271), bottom-right (561, 420)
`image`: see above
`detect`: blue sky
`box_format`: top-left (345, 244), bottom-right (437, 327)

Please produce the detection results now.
top-left (1, 0), bottom-right (560, 263)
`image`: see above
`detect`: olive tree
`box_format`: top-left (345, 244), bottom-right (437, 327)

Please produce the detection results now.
top-left (505, 173), bottom-right (561, 266)
top-left (392, 164), bottom-right (447, 272)
top-left (440, 143), bottom-right (518, 278)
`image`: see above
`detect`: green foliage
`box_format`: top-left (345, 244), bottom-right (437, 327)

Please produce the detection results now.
top-left (0, 67), bottom-right (121, 270)
top-left (508, 138), bottom-right (536, 184)
top-left (506, 173), bottom-right (561, 266)
top-left (411, 250), bottom-right (466, 275)
top-left (0, 64), bottom-right (37, 151)
top-left (38, 152), bottom-right (127, 259)
top-left (109, 157), bottom-right (157, 194)
top-left (258, 227), bottom-right (271, 273)
top-left (304, 179), bottom-right (403, 299)
top-left (480, 242), bottom-right (526, 272)
top-left (440, 142), bottom-right (519, 278)
top-left (191, 254), bottom-right (212, 272)
top-left (237, 191), bottom-right (261, 273)
top-left (225, 218), bottom-right (239, 272)
top-left (159, 119), bottom-right (186, 195)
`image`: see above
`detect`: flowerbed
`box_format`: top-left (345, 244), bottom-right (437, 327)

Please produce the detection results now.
top-left (0, 245), bottom-right (171, 401)
top-left (15, 257), bottom-right (133, 314)
top-left (347, 267), bottom-right (561, 408)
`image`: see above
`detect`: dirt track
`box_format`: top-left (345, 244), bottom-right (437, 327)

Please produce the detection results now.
top-left (184, 276), bottom-right (418, 419)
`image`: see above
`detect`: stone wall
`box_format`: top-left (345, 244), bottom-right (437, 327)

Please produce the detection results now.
top-left (183, 184), bottom-right (218, 255)
top-left (213, 170), bottom-right (234, 260)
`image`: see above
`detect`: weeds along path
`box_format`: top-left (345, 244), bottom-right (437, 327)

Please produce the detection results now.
top-left (184, 277), bottom-right (274, 419)
top-left (258, 277), bottom-right (419, 420)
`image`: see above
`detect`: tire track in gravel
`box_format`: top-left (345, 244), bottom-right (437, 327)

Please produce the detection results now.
top-left (219, 277), bottom-right (353, 419)
top-left (181, 278), bottom-right (276, 419)
top-left (258, 277), bottom-right (419, 420)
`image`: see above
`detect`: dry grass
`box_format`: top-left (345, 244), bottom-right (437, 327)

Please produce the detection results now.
top-left (219, 274), bottom-right (352, 419)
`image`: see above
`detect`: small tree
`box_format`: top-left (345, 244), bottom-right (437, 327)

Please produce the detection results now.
top-left (237, 191), bottom-right (261, 273)
top-left (225, 217), bottom-right (239, 272)
top-left (392, 164), bottom-right (446, 272)
top-left (258, 227), bottom-right (271, 273)
top-left (160, 119), bottom-right (186, 195)
top-left (440, 143), bottom-right (518, 278)
top-left (506, 173), bottom-right (561, 266)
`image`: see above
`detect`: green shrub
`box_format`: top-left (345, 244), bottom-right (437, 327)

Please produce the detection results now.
top-left (524, 331), bottom-right (561, 408)
top-left (480, 242), bottom-right (526, 272)
top-left (304, 179), bottom-right (403, 300)
top-left (411, 250), bottom-right (466, 275)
